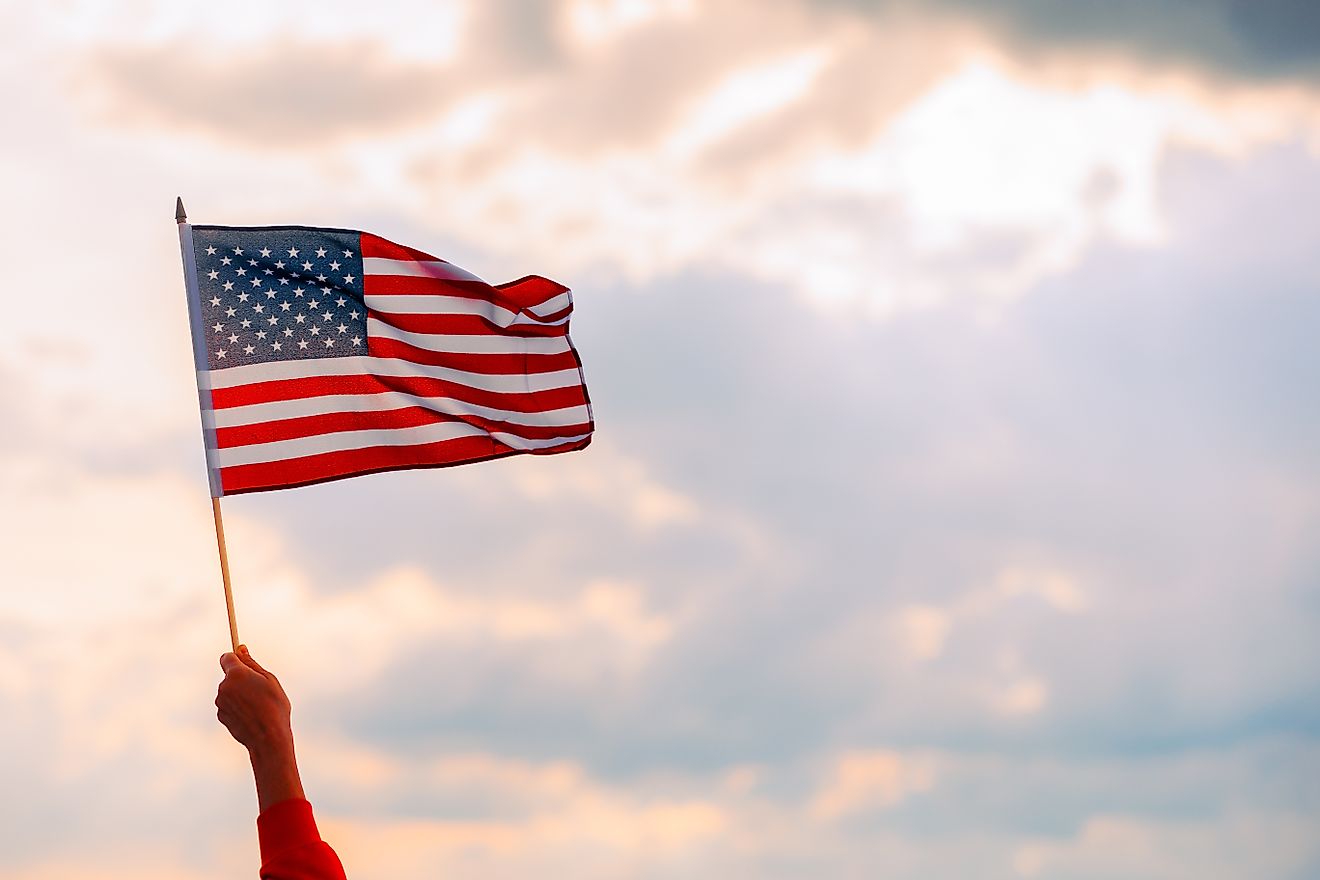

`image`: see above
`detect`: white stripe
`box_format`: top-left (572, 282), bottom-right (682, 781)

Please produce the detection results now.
top-left (209, 390), bottom-right (591, 430)
top-left (529, 291), bottom-right (572, 317)
top-left (367, 294), bottom-right (518, 322)
top-left (491, 431), bottom-right (590, 451)
top-left (201, 357), bottom-right (585, 394)
top-left (214, 422), bottom-right (590, 468)
top-left (363, 257), bottom-right (485, 283)
top-left (214, 421), bottom-right (486, 468)
top-left (368, 318), bottom-right (572, 355)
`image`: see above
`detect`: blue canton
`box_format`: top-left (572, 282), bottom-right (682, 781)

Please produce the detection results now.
top-left (191, 226), bottom-right (367, 371)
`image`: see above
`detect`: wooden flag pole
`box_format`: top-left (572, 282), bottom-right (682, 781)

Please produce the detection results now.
top-left (211, 497), bottom-right (241, 652)
top-left (177, 196), bottom-right (242, 652)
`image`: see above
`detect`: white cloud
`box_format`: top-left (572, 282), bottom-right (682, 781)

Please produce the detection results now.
top-left (809, 749), bottom-right (938, 820)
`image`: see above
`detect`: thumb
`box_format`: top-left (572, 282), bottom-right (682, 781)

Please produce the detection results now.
top-left (219, 652), bottom-right (242, 673)
top-left (236, 645), bottom-right (271, 676)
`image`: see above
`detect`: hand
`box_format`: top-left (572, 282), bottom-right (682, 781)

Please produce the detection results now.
top-left (216, 646), bottom-right (294, 758)
top-left (217, 647), bottom-right (307, 811)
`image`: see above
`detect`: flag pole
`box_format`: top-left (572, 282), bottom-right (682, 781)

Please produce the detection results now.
top-left (211, 497), bottom-right (241, 652)
top-left (176, 197), bottom-right (242, 652)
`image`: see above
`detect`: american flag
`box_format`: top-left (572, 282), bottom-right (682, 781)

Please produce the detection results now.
top-left (179, 224), bottom-right (593, 495)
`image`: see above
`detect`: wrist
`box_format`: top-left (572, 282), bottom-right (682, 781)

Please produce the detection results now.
top-left (248, 734), bottom-right (306, 813)
top-left (245, 727), bottom-right (296, 765)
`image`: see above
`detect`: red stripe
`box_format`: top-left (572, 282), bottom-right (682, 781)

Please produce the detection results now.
top-left (215, 405), bottom-right (591, 448)
top-left (210, 372), bottom-right (588, 413)
top-left (534, 305), bottom-right (573, 324)
top-left (494, 275), bottom-right (570, 310)
top-left (219, 433), bottom-right (592, 495)
top-left (359, 232), bottom-right (441, 262)
top-left (366, 337), bottom-right (582, 373)
top-left (374, 311), bottom-right (567, 338)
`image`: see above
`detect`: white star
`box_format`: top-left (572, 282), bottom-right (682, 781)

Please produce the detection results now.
top-left (225, 307), bottom-right (237, 317)
top-left (294, 287), bottom-right (305, 296)
top-left (288, 247), bottom-right (299, 258)
top-left (272, 341), bottom-right (282, 351)
top-left (221, 256), bottom-right (231, 265)
top-left (236, 268), bottom-right (246, 276)
top-left (212, 323), bottom-right (223, 333)
top-left (351, 336), bottom-right (362, 346)
top-left (217, 349), bottom-right (227, 358)
top-left (342, 274), bottom-right (355, 284)
top-left (222, 281), bottom-right (235, 292)
top-left (295, 314), bottom-right (306, 324)
top-left (310, 326), bottom-right (320, 335)
top-left (253, 304), bottom-right (265, 313)
top-left (336, 324), bottom-right (348, 334)
top-left (329, 261), bottom-right (340, 271)
top-left (256, 330), bottom-right (267, 339)
top-left (297, 339), bottom-right (309, 350)
top-left (263, 268), bottom-right (273, 275)
top-left (320, 286), bottom-right (331, 295)
top-left (207, 270), bottom-right (219, 280)
top-left (205, 246), bottom-right (217, 255)
top-left (244, 345), bottom-right (255, 355)
top-left (259, 247), bottom-right (271, 258)
top-left (237, 292), bottom-right (249, 302)
top-left (343, 249), bottom-right (353, 258)
top-left (275, 260), bottom-right (285, 269)
top-left (315, 247), bottom-right (327, 258)
top-left (308, 299), bottom-right (319, 309)
top-left (283, 328), bottom-right (294, 337)
top-left (266, 290), bottom-right (277, 299)
top-left (278, 278), bottom-right (289, 286)
top-left (302, 261), bottom-right (313, 271)
top-left (323, 312), bottom-right (333, 322)
top-left (324, 338), bottom-right (334, 348)
top-left (233, 246), bottom-right (243, 255)
top-left (250, 278), bottom-right (262, 287)
top-left (268, 316), bottom-right (278, 326)
top-left (228, 333), bottom-right (239, 343)
top-left (280, 302), bottom-right (291, 312)
top-left (335, 297), bottom-right (347, 307)
top-left (349, 310), bottom-right (360, 320)
top-left (248, 259), bottom-right (257, 267)
top-left (209, 296), bottom-right (221, 306)
top-left (316, 274), bottom-right (327, 283)
top-left (241, 319), bottom-right (252, 328)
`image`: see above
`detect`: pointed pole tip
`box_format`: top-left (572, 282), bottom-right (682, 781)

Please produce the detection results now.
top-left (175, 196), bottom-right (187, 224)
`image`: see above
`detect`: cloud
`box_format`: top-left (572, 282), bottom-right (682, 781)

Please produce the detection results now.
top-left (809, 750), bottom-right (937, 820)
top-left (63, 0), bottom-right (1320, 313)
top-left (824, 0), bottom-right (1320, 83)
top-left (77, 42), bottom-right (469, 147)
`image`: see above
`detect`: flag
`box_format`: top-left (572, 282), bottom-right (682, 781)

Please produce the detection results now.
top-left (179, 224), bottom-right (593, 495)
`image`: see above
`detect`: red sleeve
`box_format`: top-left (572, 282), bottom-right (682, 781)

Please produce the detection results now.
top-left (256, 798), bottom-right (347, 880)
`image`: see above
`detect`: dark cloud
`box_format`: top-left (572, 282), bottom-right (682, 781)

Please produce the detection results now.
top-left (827, 0), bottom-right (1320, 81)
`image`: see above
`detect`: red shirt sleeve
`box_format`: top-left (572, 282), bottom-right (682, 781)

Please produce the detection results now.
top-left (256, 798), bottom-right (347, 880)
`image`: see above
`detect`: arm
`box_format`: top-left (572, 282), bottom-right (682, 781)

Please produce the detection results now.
top-left (217, 647), bottom-right (348, 880)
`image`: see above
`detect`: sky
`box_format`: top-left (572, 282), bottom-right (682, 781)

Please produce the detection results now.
top-left (1, 0), bottom-right (1318, 877)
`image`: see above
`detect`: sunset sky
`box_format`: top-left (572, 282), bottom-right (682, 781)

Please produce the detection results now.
top-left (2, 1), bottom-right (1319, 877)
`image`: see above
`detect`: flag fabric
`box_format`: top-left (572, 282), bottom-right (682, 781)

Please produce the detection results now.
top-left (179, 224), bottom-right (593, 496)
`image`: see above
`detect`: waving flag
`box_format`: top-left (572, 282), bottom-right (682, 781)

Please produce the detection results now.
top-left (178, 223), bottom-right (593, 495)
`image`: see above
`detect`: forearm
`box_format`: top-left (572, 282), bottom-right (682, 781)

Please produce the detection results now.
top-left (250, 738), bottom-right (306, 813)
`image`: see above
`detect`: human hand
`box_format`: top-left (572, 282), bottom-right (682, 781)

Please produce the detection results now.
top-left (216, 646), bottom-right (295, 759)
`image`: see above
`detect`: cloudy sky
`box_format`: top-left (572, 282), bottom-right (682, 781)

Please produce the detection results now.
top-left (2, 1), bottom-right (1318, 877)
